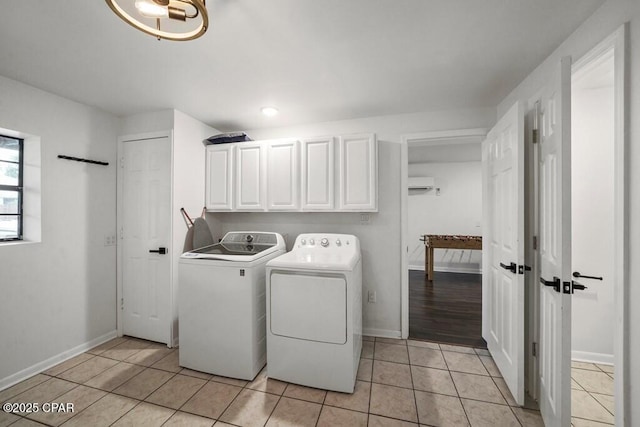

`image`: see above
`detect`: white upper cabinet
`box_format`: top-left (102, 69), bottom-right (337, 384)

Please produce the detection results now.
top-left (235, 141), bottom-right (266, 211)
top-left (301, 136), bottom-right (335, 211)
top-left (205, 144), bottom-right (234, 211)
top-left (267, 139), bottom-right (300, 210)
top-left (205, 134), bottom-right (377, 212)
top-left (338, 134), bottom-right (377, 211)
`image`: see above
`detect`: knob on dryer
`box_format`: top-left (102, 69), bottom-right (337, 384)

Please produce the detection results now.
top-left (321, 238), bottom-right (329, 247)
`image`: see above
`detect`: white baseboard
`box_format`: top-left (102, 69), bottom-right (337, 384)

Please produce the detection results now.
top-left (0, 330), bottom-right (118, 391)
top-left (572, 350), bottom-right (614, 365)
top-left (408, 265), bottom-right (481, 274)
top-left (363, 328), bottom-right (402, 339)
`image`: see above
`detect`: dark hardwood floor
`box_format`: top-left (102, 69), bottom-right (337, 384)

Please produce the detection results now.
top-left (409, 269), bottom-right (487, 348)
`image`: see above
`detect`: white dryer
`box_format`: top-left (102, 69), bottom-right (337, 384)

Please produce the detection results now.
top-left (179, 231), bottom-right (286, 380)
top-left (266, 233), bottom-right (362, 393)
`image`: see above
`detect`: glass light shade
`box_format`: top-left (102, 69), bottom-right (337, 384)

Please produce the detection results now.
top-left (135, 0), bottom-right (168, 18)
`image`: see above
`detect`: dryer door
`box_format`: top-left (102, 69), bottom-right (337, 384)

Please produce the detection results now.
top-left (270, 272), bottom-right (347, 344)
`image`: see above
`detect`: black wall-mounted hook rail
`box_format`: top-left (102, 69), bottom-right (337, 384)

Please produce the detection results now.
top-left (58, 155), bottom-right (109, 166)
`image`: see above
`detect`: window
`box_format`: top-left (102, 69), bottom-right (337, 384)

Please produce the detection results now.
top-left (0, 135), bottom-right (23, 241)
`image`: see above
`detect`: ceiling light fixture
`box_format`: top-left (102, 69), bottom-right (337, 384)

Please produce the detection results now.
top-left (105, 0), bottom-right (208, 41)
top-left (261, 106), bottom-right (279, 117)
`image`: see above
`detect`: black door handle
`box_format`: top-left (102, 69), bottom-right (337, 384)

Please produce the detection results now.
top-left (500, 262), bottom-right (517, 274)
top-left (572, 280), bottom-right (588, 292)
top-left (149, 247), bottom-right (167, 255)
top-left (572, 272), bottom-right (602, 280)
top-left (540, 276), bottom-right (561, 292)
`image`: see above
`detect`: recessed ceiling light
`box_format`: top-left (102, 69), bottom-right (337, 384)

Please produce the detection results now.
top-left (261, 106), bottom-right (279, 117)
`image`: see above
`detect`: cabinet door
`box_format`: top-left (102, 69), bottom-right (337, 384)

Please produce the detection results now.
top-left (235, 142), bottom-right (266, 210)
top-left (338, 134), bottom-right (377, 211)
top-left (205, 144), bottom-right (234, 211)
top-left (301, 137), bottom-right (335, 210)
top-left (267, 139), bottom-right (300, 210)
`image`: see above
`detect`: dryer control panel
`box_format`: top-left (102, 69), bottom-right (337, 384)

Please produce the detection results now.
top-left (294, 233), bottom-right (359, 252)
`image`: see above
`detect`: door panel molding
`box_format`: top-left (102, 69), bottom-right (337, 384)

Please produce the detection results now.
top-left (538, 57), bottom-right (572, 427)
top-left (482, 101), bottom-right (525, 405)
top-left (117, 131), bottom-right (173, 345)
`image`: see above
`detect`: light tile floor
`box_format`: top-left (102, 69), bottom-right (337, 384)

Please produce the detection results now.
top-left (0, 336), bottom-right (548, 427)
top-left (571, 361), bottom-right (615, 426)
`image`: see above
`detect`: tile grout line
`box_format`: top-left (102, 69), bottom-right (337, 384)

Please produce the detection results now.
top-left (74, 369), bottom-right (183, 425)
top-left (8, 337), bottom-right (542, 427)
top-left (441, 347), bottom-right (473, 426)
top-left (408, 339), bottom-right (422, 426)
top-left (586, 389), bottom-right (616, 419)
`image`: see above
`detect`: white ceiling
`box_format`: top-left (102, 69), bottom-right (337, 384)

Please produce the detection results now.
top-left (0, 0), bottom-right (604, 131)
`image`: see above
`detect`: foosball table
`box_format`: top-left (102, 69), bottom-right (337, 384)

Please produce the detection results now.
top-left (420, 235), bottom-right (483, 281)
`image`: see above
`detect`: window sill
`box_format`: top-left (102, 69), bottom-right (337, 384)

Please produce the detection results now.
top-left (0, 240), bottom-right (40, 248)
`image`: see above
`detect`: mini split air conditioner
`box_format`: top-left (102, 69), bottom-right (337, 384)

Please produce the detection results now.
top-left (408, 176), bottom-right (435, 190)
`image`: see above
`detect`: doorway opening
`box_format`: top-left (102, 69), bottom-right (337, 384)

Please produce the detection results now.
top-left (569, 43), bottom-right (616, 425)
top-left (401, 129), bottom-right (486, 347)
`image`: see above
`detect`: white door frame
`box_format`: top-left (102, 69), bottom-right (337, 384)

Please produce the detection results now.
top-left (116, 130), bottom-right (174, 345)
top-left (569, 25), bottom-right (628, 424)
top-left (400, 128), bottom-right (487, 339)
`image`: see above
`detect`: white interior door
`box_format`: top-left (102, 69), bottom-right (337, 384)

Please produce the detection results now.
top-left (122, 136), bottom-right (172, 344)
top-left (538, 57), bottom-right (572, 427)
top-left (482, 101), bottom-right (525, 405)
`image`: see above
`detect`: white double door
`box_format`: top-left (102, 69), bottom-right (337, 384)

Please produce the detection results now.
top-left (482, 58), bottom-right (572, 426)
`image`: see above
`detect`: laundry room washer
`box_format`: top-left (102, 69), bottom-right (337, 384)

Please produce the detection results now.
top-left (266, 233), bottom-right (362, 393)
top-left (179, 231), bottom-right (286, 380)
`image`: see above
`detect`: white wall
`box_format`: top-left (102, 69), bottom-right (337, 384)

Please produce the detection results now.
top-left (571, 82), bottom-right (615, 363)
top-left (119, 109), bottom-right (217, 346)
top-left (120, 110), bottom-right (174, 136)
top-left (497, 0), bottom-right (639, 422)
top-left (171, 110), bottom-right (217, 345)
top-left (0, 75), bottom-right (120, 387)
top-left (207, 107), bottom-right (495, 337)
top-left (407, 161), bottom-right (482, 273)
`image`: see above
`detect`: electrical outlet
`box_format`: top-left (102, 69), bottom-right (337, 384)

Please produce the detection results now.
top-left (104, 234), bottom-right (117, 246)
top-left (368, 291), bottom-right (376, 303)
top-left (360, 213), bottom-right (370, 225)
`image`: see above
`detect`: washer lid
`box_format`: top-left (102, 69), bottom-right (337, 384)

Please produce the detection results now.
top-left (181, 231), bottom-right (285, 261)
top-left (267, 249), bottom-right (360, 271)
